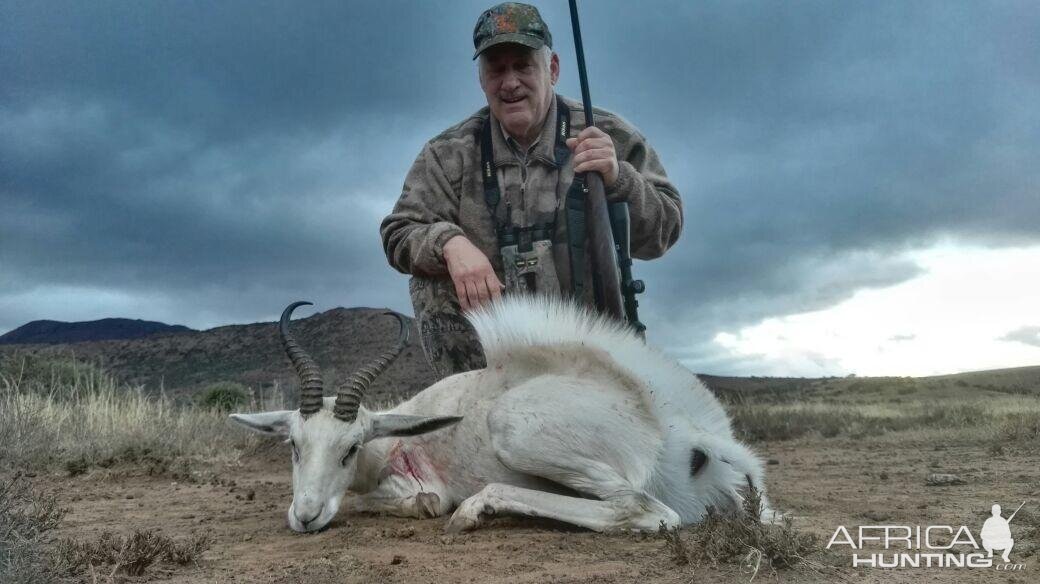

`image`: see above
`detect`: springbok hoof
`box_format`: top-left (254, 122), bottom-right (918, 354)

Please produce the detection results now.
top-left (445, 497), bottom-right (495, 534)
top-left (415, 492), bottom-right (441, 518)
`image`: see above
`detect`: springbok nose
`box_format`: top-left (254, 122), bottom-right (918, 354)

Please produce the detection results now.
top-left (295, 504), bottom-right (324, 529)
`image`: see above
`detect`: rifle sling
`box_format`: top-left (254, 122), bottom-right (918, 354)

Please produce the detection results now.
top-left (481, 95), bottom-right (586, 298)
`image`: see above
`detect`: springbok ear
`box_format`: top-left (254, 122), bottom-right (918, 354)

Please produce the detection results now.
top-left (228, 410), bottom-right (294, 437)
top-left (367, 414), bottom-right (462, 441)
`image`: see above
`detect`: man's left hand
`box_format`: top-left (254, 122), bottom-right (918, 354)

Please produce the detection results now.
top-left (566, 127), bottom-right (619, 188)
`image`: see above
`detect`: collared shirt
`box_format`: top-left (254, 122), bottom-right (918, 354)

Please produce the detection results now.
top-left (502, 130), bottom-right (538, 160)
top-left (487, 95), bottom-right (567, 236)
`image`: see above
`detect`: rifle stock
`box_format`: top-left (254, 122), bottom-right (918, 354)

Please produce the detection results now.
top-left (584, 172), bottom-right (624, 320)
top-left (609, 201), bottom-right (646, 336)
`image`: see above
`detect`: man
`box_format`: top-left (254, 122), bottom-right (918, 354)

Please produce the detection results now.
top-left (381, 2), bottom-right (682, 378)
top-left (980, 503), bottom-right (1017, 563)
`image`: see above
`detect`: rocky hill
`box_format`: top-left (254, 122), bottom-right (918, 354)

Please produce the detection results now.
top-left (0, 318), bottom-right (194, 345)
top-left (0, 308), bottom-right (440, 406)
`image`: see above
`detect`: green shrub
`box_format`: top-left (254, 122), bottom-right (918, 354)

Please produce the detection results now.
top-left (198, 382), bottom-right (249, 412)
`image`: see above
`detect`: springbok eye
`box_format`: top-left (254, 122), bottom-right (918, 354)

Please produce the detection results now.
top-left (690, 448), bottom-right (709, 475)
top-left (340, 444), bottom-right (359, 467)
top-left (290, 440), bottom-right (300, 464)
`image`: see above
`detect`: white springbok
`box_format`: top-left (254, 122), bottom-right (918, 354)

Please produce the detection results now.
top-left (230, 296), bottom-right (771, 533)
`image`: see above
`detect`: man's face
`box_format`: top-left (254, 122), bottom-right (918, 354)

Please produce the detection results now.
top-left (479, 44), bottom-right (559, 145)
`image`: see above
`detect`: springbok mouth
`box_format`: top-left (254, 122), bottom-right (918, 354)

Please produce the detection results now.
top-left (289, 502), bottom-right (338, 534)
top-left (289, 515), bottom-right (334, 534)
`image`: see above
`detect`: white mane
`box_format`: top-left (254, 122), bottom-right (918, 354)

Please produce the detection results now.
top-left (467, 295), bottom-right (733, 437)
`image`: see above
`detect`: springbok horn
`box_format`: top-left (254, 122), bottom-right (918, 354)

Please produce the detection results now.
top-left (333, 311), bottom-right (410, 422)
top-left (280, 301), bottom-right (324, 416)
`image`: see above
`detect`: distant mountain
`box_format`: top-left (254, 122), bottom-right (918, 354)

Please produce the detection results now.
top-left (0, 307), bottom-right (441, 405)
top-left (0, 318), bottom-right (194, 345)
top-left (3, 309), bottom-right (1035, 408)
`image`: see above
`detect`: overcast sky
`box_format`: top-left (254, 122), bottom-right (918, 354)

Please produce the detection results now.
top-left (2, 1), bottom-right (1038, 376)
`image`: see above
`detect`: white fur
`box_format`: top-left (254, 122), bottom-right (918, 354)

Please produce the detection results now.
top-left (469, 295), bottom-right (734, 437)
top-left (230, 295), bottom-right (772, 533)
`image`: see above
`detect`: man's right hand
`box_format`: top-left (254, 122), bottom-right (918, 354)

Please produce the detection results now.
top-left (442, 235), bottom-right (504, 311)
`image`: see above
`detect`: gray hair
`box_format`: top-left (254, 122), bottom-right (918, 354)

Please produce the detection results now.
top-left (533, 45), bottom-right (553, 71)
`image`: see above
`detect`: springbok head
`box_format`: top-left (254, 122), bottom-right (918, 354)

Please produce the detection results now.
top-left (229, 302), bottom-right (461, 532)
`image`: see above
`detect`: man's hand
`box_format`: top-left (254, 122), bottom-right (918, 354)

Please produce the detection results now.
top-left (443, 235), bottom-right (504, 311)
top-left (566, 126), bottom-right (619, 187)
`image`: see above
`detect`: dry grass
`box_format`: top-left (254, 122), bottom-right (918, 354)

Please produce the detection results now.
top-left (2, 469), bottom-right (210, 582)
top-left (657, 486), bottom-right (827, 580)
top-left (995, 412), bottom-right (1040, 441)
top-left (731, 400), bottom-right (1040, 443)
top-left (0, 475), bottom-right (67, 584)
top-left (0, 353), bottom-right (269, 473)
top-left (0, 353), bottom-right (226, 581)
top-left (56, 529), bottom-right (211, 577)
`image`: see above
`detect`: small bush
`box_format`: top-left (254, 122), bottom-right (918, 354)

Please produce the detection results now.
top-left (658, 487), bottom-right (819, 579)
top-left (0, 476), bottom-right (67, 584)
top-left (64, 457), bottom-right (89, 477)
top-left (660, 521), bottom-right (689, 565)
top-left (199, 381), bottom-right (250, 412)
top-left (163, 532), bottom-right (212, 565)
top-left (57, 529), bottom-right (211, 576)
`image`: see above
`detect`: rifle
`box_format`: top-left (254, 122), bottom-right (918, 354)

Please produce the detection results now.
top-left (1006, 501), bottom-right (1026, 523)
top-left (567, 0), bottom-right (646, 335)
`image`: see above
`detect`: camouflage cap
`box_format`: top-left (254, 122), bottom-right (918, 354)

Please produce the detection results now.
top-left (472, 2), bottom-right (552, 60)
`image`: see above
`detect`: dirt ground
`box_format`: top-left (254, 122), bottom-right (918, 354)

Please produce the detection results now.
top-left (39, 430), bottom-right (1039, 584)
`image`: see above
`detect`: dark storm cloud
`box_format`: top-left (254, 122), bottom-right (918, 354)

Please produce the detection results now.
top-left (1, 1), bottom-right (1037, 374)
top-left (559, 1), bottom-right (1040, 369)
top-left (1, 0), bottom-right (487, 329)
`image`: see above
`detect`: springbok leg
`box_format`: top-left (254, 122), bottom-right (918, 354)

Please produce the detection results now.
top-left (347, 456), bottom-right (451, 519)
top-left (445, 482), bottom-right (679, 533)
top-left (347, 491), bottom-right (446, 519)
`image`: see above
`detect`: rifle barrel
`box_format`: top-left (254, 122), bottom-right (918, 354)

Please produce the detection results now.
top-left (568, 0), bottom-right (595, 125)
top-left (567, 0), bottom-right (624, 321)
top-left (1007, 501), bottom-right (1026, 522)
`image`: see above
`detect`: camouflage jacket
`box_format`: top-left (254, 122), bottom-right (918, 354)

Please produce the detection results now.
top-left (379, 95), bottom-right (683, 296)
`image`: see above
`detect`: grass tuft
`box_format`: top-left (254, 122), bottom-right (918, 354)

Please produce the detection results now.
top-left (57, 529), bottom-right (211, 577)
top-left (659, 487), bottom-right (821, 579)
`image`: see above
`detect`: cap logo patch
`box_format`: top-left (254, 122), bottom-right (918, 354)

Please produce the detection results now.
top-left (496, 14), bottom-right (518, 33)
